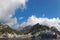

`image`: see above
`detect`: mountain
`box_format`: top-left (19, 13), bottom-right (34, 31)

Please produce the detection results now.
top-left (0, 23), bottom-right (60, 38)
top-left (28, 23), bottom-right (50, 34)
top-left (18, 23), bottom-right (60, 38)
top-left (0, 25), bottom-right (21, 35)
top-left (28, 23), bottom-right (60, 38)
top-left (20, 25), bottom-right (32, 34)
top-left (18, 23), bottom-right (50, 34)
top-left (51, 27), bottom-right (60, 35)
top-left (18, 23), bottom-right (59, 35)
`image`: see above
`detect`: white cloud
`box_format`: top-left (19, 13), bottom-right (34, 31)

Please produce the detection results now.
top-left (19, 17), bottom-right (24, 20)
top-left (0, 0), bottom-right (28, 27)
top-left (20, 15), bottom-right (60, 31)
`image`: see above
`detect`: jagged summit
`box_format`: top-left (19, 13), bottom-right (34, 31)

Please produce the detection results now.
top-left (29, 23), bottom-right (50, 33)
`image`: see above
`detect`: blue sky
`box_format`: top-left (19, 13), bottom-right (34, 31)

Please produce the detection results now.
top-left (0, 0), bottom-right (60, 30)
top-left (14, 0), bottom-right (60, 24)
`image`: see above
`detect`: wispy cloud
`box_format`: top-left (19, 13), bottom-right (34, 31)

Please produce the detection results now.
top-left (42, 14), bottom-right (45, 17)
top-left (19, 17), bottom-right (24, 20)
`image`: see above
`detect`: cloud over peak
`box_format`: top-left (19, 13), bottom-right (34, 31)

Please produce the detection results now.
top-left (20, 15), bottom-right (60, 31)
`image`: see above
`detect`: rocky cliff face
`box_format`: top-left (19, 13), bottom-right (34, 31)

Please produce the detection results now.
top-left (0, 25), bottom-right (22, 38)
top-left (20, 23), bottom-right (60, 38)
top-left (0, 23), bottom-right (60, 38)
